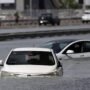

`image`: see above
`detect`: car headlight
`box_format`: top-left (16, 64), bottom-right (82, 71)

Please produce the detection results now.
top-left (1, 71), bottom-right (17, 78)
top-left (40, 21), bottom-right (43, 23)
top-left (0, 71), bottom-right (31, 78)
top-left (43, 68), bottom-right (63, 76)
top-left (46, 72), bottom-right (59, 76)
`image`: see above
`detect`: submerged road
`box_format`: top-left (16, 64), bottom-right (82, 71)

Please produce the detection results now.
top-left (0, 77), bottom-right (90, 90)
top-left (0, 28), bottom-right (90, 90)
top-left (0, 34), bottom-right (90, 78)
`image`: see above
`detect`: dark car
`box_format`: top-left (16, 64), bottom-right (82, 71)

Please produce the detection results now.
top-left (38, 13), bottom-right (60, 26)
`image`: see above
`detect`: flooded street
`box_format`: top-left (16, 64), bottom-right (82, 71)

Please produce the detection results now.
top-left (0, 34), bottom-right (90, 90)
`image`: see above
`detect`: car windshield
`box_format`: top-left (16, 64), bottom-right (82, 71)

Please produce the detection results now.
top-left (6, 51), bottom-right (55, 65)
top-left (40, 40), bottom-right (73, 53)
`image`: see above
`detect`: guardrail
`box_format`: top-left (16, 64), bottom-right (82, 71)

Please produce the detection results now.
top-left (0, 9), bottom-right (83, 28)
top-left (21, 9), bottom-right (82, 18)
top-left (0, 17), bottom-right (82, 28)
top-left (0, 19), bottom-right (37, 27)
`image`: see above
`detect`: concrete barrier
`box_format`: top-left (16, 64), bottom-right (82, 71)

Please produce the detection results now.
top-left (0, 24), bottom-right (90, 41)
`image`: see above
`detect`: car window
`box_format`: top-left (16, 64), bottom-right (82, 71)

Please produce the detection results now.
top-left (52, 42), bottom-right (71, 53)
top-left (83, 42), bottom-right (90, 52)
top-left (52, 43), bottom-right (61, 53)
top-left (64, 42), bottom-right (83, 54)
top-left (41, 41), bottom-right (71, 53)
top-left (59, 43), bottom-right (69, 50)
top-left (6, 51), bottom-right (55, 66)
top-left (40, 42), bottom-right (53, 48)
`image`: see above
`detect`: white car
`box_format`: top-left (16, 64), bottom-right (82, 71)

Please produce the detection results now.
top-left (0, 14), bottom-right (8, 20)
top-left (81, 10), bottom-right (90, 23)
top-left (39, 39), bottom-right (90, 60)
top-left (0, 47), bottom-right (63, 78)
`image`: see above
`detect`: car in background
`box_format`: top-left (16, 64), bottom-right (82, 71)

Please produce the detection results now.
top-left (39, 39), bottom-right (90, 60)
top-left (0, 13), bottom-right (15, 21)
top-left (0, 14), bottom-right (8, 20)
top-left (81, 10), bottom-right (90, 23)
top-left (38, 13), bottom-right (60, 26)
top-left (0, 47), bottom-right (63, 78)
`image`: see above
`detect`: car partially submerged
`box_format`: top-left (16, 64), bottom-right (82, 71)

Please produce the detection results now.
top-left (0, 47), bottom-right (63, 78)
top-left (39, 39), bottom-right (90, 60)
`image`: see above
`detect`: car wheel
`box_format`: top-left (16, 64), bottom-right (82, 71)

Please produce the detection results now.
top-left (52, 23), bottom-right (55, 26)
top-left (39, 23), bottom-right (41, 26)
top-left (82, 21), bottom-right (85, 23)
top-left (44, 23), bottom-right (47, 25)
top-left (86, 21), bottom-right (89, 23)
top-left (57, 22), bottom-right (60, 25)
top-left (82, 21), bottom-right (89, 23)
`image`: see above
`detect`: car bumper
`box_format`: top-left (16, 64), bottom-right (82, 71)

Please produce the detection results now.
top-left (0, 67), bottom-right (63, 78)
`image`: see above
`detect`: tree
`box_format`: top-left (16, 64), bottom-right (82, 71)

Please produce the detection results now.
top-left (59, 0), bottom-right (79, 9)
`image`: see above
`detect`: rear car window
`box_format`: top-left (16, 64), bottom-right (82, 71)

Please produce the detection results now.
top-left (6, 51), bottom-right (55, 65)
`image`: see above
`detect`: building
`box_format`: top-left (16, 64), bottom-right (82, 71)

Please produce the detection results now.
top-left (0, 0), bottom-right (90, 14)
top-left (0, 0), bottom-right (54, 14)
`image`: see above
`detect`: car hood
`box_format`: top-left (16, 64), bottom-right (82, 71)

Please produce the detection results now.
top-left (1, 65), bottom-right (56, 76)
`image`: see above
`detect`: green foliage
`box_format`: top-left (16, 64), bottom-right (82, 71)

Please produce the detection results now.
top-left (59, 0), bottom-right (81, 9)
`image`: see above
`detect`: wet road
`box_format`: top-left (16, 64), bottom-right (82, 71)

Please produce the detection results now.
top-left (62, 59), bottom-right (90, 78)
top-left (0, 34), bottom-right (90, 90)
top-left (0, 77), bottom-right (90, 90)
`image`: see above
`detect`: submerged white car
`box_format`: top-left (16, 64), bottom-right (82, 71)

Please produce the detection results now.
top-left (0, 47), bottom-right (63, 78)
top-left (39, 39), bottom-right (90, 60)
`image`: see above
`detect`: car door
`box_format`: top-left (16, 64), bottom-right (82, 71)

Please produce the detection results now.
top-left (82, 41), bottom-right (90, 59)
top-left (61, 41), bottom-right (85, 60)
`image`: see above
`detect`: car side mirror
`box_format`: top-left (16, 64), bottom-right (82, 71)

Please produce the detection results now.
top-left (57, 61), bottom-right (62, 67)
top-left (0, 60), bottom-right (3, 66)
top-left (66, 50), bottom-right (74, 54)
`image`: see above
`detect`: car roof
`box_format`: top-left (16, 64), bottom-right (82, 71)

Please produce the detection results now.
top-left (12, 47), bottom-right (53, 52)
